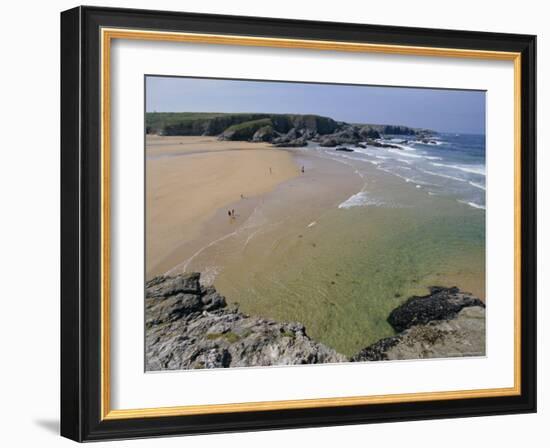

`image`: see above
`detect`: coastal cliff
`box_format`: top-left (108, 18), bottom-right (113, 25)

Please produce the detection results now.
top-left (145, 112), bottom-right (434, 148)
top-left (145, 274), bottom-right (485, 371)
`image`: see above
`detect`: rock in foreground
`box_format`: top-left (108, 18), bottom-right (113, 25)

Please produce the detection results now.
top-left (145, 275), bottom-right (486, 370)
top-left (388, 286), bottom-right (485, 332)
top-left (352, 287), bottom-right (486, 361)
top-left (145, 273), bottom-right (346, 371)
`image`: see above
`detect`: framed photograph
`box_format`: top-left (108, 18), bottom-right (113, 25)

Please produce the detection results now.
top-left (60, 6), bottom-right (536, 441)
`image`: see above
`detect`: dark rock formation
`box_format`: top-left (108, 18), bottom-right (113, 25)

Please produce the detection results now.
top-left (146, 272), bottom-right (201, 298)
top-left (216, 115), bottom-right (338, 145)
top-left (145, 273), bottom-right (345, 371)
top-left (352, 287), bottom-right (485, 361)
top-left (387, 286), bottom-right (485, 332)
top-left (359, 125), bottom-right (382, 139)
top-left (364, 139), bottom-right (401, 149)
top-left (381, 125), bottom-right (415, 135)
top-left (271, 128), bottom-right (308, 147)
top-left (318, 126), bottom-right (362, 147)
top-left (352, 306), bottom-right (486, 361)
top-left (218, 118), bottom-right (273, 141)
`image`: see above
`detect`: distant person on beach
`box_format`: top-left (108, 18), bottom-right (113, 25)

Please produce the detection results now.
top-left (269, 167), bottom-right (272, 174)
top-left (232, 209), bottom-right (235, 217)
top-left (301, 166), bottom-right (305, 173)
top-left (228, 210), bottom-right (232, 217)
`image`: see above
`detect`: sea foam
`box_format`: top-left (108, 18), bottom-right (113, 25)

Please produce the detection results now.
top-left (388, 148), bottom-right (441, 160)
top-left (458, 200), bottom-right (486, 210)
top-left (431, 162), bottom-right (486, 176)
top-left (419, 168), bottom-right (467, 183)
top-left (338, 191), bottom-right (370, 208)
top-left (468, 181), bottom-right (486, 190)
top-left (338, 191), bottom-right (386, 209)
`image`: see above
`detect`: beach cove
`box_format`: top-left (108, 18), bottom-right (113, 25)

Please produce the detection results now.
top-left (146, 136), bottom-right (485, 356)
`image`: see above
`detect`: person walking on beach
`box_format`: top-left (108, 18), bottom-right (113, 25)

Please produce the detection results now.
top-left (232, 208), bottom-right (235, 217)
top-left (301, 165), bottom-right (305, 173)
top-left (228, 210), bottom-right (232, 217)
top-left (269, 167), bottom-right (272, 175)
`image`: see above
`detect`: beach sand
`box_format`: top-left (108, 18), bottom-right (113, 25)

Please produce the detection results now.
top-left (146, 136), bottom-right (300, 278)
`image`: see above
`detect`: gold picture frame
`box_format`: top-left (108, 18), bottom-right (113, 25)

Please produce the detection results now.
top-left (61, 6), bottom-right (536, 441)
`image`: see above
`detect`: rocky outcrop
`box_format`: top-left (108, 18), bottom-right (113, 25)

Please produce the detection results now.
top-left (387, 286), bottom-right (485, 332)
top-left (271, 128), bottom-right (309, 147)
top-left (145, 273), bottom-right (345, 371)
top-left (145, 112), bottom-right (434, 146)
top-left (317, 126), bottom-right (362, 147)
top-left (145, 275), bottom-right (485, 370)
top-left (251, 125), bottom-right (275, 142)
top-left (220, 115), bottom-right (338, 146)
top-left (313, 124), bottom-right (424, 146)
top-left (363, 139), bottom-right (401, 149)
top-left (214, 114), bottom-right (338, 146)
top-left (352, 287), bottom-right (485, 361)
top-left (352, 306), bottom-right (485, 361)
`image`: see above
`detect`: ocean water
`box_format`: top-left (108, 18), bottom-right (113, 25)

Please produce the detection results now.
top-left (323, 133), bottom-right (486, 210)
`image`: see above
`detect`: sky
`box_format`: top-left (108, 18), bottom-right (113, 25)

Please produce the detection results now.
top-left (146, 76), bottom-right (486, 134)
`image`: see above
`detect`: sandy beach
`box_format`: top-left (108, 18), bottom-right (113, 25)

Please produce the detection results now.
top-left (146, 136), bottom-right (300, 278)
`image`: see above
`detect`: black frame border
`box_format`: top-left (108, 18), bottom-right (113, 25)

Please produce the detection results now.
top-left (61, 6), bottom-right (536, 442)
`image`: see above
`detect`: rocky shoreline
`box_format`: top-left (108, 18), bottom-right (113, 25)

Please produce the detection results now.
top-left (145, 273), bottom-right (485, 371)
top-left (352, 287), bottom-right (485, 361)
top-left (145, 112), bottom-right (435, 149)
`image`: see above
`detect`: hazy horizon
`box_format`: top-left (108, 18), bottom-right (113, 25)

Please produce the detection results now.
top-left (146, 76), bottom-right (486, 134)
